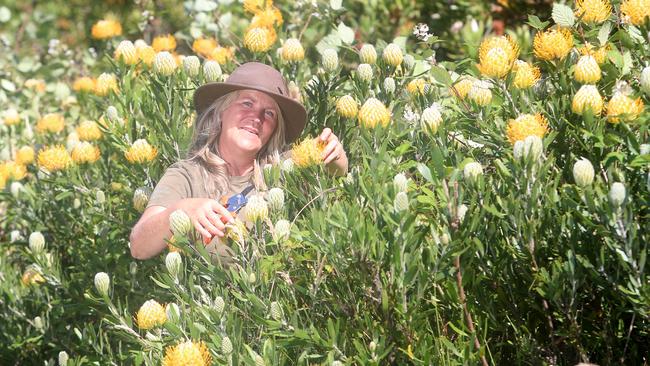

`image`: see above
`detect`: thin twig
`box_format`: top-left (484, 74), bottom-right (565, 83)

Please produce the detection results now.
top-left (455, 256), bottom-right (489, 366)
top-left (291, 187), bottom-right (338, 226)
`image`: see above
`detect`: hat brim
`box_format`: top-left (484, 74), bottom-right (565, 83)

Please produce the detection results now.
top-left (194, 82), bottom-right (307, 143)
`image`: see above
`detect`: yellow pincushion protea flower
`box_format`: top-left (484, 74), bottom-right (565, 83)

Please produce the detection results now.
top-left (36, 113), bottom-right (65, 134)
top-left (575, 0), bottom-right (611, 23)
top-left (152, 34), bottom-right (177, 52)
top-left (281, 38), bottom-right (305, 62)
top-left (574, 55), bottom-right (601, 84)
top-left (476, 35), bottom-right (519, 78)
top-left (94, 73), bottom-right (119, 97)
top-left (336, 95), bottom-right (358, 118)
top-left (15, 146), bottom-right (35, 165)
top-left (71, 142), bottom-right (101, 164)
top-left (606, 92), bottom-right (644, 123)
top-left (244, 0), bottom-right (265, 13)
top-left (291, 137), bottom-right (326, 168)
top-left (506, 113), bottom-right (549, 144)
top-left (136, 299), bottom-right (167, 330)
top-left (114, 40), bottom-right (138, 65)
top-left (72, 77), bottom-right (96, 93)
top-left (91, 18), bottom-right (122, 39)
top-left (251, 7), bottom-right (283, 28)
top-left (162, 340), bottom-right (212, 366)
top-left (579, 43), bottom-right (609, 64)
top-left (192, 38), bottom-right (217, 58)
top-left (450, 77), bottom-right (475, 99)
top-left (38, 145), bottom-right (73, 172)
top-left (76, 121), bottom-right (103, 141)
top-left (125, 139), bottom-right (158, 164)
top-left (572, 85), bottom-right (603, 115)
top-left (136, 44), bottom-right (156, 67)
top-left (620, 0), bottom-right (650, 25)
top-left (225, 220), bottom-right (248, 243)
top-left (244, 27), bottom-right (276, 52)
top-left (358, 98), bottom-right (391, 128)
top-left (512, 60), bottom-right (541, 89)
top-left (406, 79), bottom-right (427, 95)
top-left (533, 27), bottom-right (574, 61)
top-left (209, 46), bottom-right (234, 64)
top-left (0, 161), bottom-right (27, 180)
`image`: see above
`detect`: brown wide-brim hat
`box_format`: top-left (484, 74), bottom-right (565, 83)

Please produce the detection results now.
top-left (194, 62), bottom-right (307, 143)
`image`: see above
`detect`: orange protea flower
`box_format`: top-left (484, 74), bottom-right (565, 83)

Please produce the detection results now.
top-left (450, 77), bottom-right (475, 99)
top-left (406, 79), bottom-right (427, 95)
top-left (76, 121), bottom-right (103, 141)
top-left (575, 0), bottom-right (611, 23)
top-left (72, 142), bottom-right (101, 164)
top-left (91, 18), bottom-right (122, 39)
top-left (136, 44), bottom-right (156, 67)
top-left (606, 92), bottom-right (644, 123)
top-left (38, 145), bottom-right (72, 172)
top-left (251, 7), bottom-right (283, 28)
top-left (192, 38), bottom-right (217, 58)
top-left (136, 299), bottom-right (167, 330)
top-left (125, 139), bottom-right (158, 164)
top-left (25, 79), bottom-right (46, 93)
top-left (36, 113), bottom-right (65, 134)
top-left (506, 113), bottom-right (549, 144)
top-left (291, 137), bottom-right (326, 168)
top-left (512, 60), bottom-right (541, 89)
top-left (533, 27), bottom-right (574, 61)
top-left (15, 146), bottom-right (35, 165)
top-left (358, 98), bottom-right (391, 128)
top-left (476, 35), bottom-right (519, 78)
top-left (572, 85), bottom-right (603, 115)
top-left (579, 43), bottom-right (609, 64)
top-left (72, 76), bottom-right (96, 92)
top-left (244, 26), bottom-right (276, 52)
top-left (208, 46), bottom-right (234, 64)
top-left (0, 161), bottom-right (27, 180)
top-left (620, 0), bottom-right (650, 25)
top-left (94, 73), bottom-right (119, 96)
top-left (162, 340), bottom-right (212, 366)
top-left (152, 34), bottom-right (177, 52)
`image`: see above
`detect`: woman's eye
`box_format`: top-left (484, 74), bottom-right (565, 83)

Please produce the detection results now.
top-left (265, 110), bottom-right (276, 118)
top-left (242, 101), bottom-right (253, 107)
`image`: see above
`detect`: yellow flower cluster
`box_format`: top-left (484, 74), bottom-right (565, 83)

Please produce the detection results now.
top-left (506, 113), bottom-right (549, 144)
top-left (244, 27), bottom-right (276, 53)
top-left (575, 0), bottom-right (611, 23)
top-left (38, 145), bottom-right (73, 172)
top-left (91, 18), bottom-right (122, 39)
top-left (136, 42), bottom-right (156, 66)
top-left (291, 137), bottom-right (325, 168)
top-left (406, 79), bottom-right (427, 95)
top-left (72, 142), bottom-right (101, 164)
top-left (243, 0), bottom-right (282, 52)
top-left (76, 121), bottom-right (103, 141)
top-left (579, 43), bottom-right (609, 64)
top-left (533, 27), bottom-right (574, 61)
top-left (0, 160), bottom-right (27, 181)
top-left (125, 139), bottom-right (158, 164)
top-left (36, 113), bottom-right (65, 134)
top-left (136, 299), bottom-right (167, 330)
top-left (209, 46), bottom-right (234, 64)
top-left (152, 34), bottom-right (177, 52)
top-left (162, 340), bottom-right (212, 366)
top-left (512, 60), bottom-right (541, 89)
top-left (358, 98), bottom-right (391, 128)
top-left (192, 38), bottom-right (217, 58)
top-left (606, 92), bottom-right (644, 123)
top-left (15, 146), bottom-right (35, 165)
top-left (476, 35), bottom-right (519, 78)
top-left (620, 0), bottom-right (650, 25)
top-left (72, 76), bottom-right (96, 93)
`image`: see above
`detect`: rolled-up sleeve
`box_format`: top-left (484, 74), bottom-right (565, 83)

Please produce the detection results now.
top-left (146, 162), bottom-right (193, 209)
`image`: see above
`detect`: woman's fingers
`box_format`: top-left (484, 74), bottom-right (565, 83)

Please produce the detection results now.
top-left (320, 127), bottom-right (332, 141)
top-left (211, 201), bottom-right (234, 223)
top-left (193, 220), bottom-right (213, 244)
top-left (198, 216), bottom-right (224, 238)
top-left (206, 211), bottom-right (226, 231)
top-left (322, 138), bottom-right (343, 164)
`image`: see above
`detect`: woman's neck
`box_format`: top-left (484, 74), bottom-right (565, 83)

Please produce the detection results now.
top-left (219, 146), bottom-right (255, 176)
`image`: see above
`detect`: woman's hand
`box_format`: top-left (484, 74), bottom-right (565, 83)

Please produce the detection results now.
top-left (319, 128), bottom-right (348, 175)
top-left (171, 198), bottom-right (234, 244)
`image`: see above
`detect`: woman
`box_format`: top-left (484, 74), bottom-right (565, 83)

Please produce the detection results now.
top-left (130, 62), bottom-right (348, 260)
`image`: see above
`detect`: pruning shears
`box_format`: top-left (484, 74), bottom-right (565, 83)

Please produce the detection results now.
top-left (218, 185), bottom-right (254, 222)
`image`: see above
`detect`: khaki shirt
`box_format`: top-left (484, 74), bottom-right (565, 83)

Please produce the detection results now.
top-left (147, 160), bottom-right (254, 265)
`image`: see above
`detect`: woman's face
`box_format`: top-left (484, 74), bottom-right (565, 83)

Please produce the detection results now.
top-left (218, 90), bottom-right (279, 156)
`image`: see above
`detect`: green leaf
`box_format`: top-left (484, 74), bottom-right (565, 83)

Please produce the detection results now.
top-left (598, 22), bottom-right (611, 45)
top-left (337, 22), bottom-right (354, 45)
top-left (1, 79), bottom-right (15, 92)
top-left (552, 3), bottom-right (575, 28)
top-left (622, 51), bottom-right (633, 75)
top-left (526, 14), bottom-right (550, 30)
top-left (429, 66), bottom-right (452, 86)
top-left (416, 163), bottom-right (433, 183)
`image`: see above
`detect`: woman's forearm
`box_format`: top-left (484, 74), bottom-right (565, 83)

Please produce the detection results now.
top-left (129, 206), bottom-right (173, 260)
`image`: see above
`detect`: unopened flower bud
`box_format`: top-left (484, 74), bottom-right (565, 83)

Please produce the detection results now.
top-left (10, 182), bottom-right (24, 198)
top-left (359, 44), bottom-right (377, 64)
top-left (640, 144), bottom-right (650, 155)
top-left (357, 63), bottom-right (373, 82)
top-left (322, 49), bottom-right (339, 71)
top-left (421, 104), bottom-right (442, 133)
top-left (608, 182), bottom-right (626, 207)
top-left (214, 295), bottom-right (225, 313)
top-left (183, 55), bottom-right (201, 77)
top-left (369, 341), bottom-right (377, 353)
top-left (382, 43), bottom-right (403, 67)
top-left (573, 158), bottom-right (595, 187)
top-left (133, 187), bottom-right (152, 212)
top-left (34, 316), bottom-right (43, 330)
top-left (165, 252), bottom-right (182, 277)
top-left (203, 60), bottom-right (222, 82)
top-left (273, 219), bottom-right (291, 241)
top-left (383, 77), bottom-right (395, 93)
top-left (270, 301), bottom-right (283, 321)
top-left (513, 140), bottom-right (525, 160)
top-left (393, 173), bottom-right (408, 193)
top-left (403, 54), bottom-right (415, 70)
top-left (58, 351), bottom-right (69, 366)
top-left (130, 261), bottom-right (138, 275)
top-left (221, 336), bottom-right (233, 355)
top-left (523, 135), bottom-right (544, 161)
top-left (463, 162), bottom-right (483, 183)
top-left (94, 272), bottom-right (110, 296)
top-left (153, 51), bottom-right (177, 76)
top-left (165, 302), bottom-right (180, 321)
top-left (281, 158), bottom-right (294, 172)
top-left (394, 191), bottom-right (409, 212)
top-left (106, 105), bottom-right (119, 122)
top-left (73, 198), bottom-right (81, 209)
top-left (96, 190), bottom-right (106, 204)
top-left (244, 195), bottom-right (269, 222)
top-left (255, 354), bottom-right (265, 366)
top-left (457, 204), bottom-right (468, 223)
top-left (169, 209), bottom-right (192, 236)
top-left (266, 188), bottom-right (285, 211)
top-left (640, 66), bottom-right (650, 95)
top-left (248, 272), bottom-right (257, 283)
top-left (29, 232), bottom-right (45, 253)
top-left (10, 230), bottom-right (22, 243)
top-left (440, 232), bottom-right (450, 245)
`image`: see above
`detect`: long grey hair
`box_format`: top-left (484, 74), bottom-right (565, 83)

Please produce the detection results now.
top-left (186, 90), bottom-right (285, 198)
